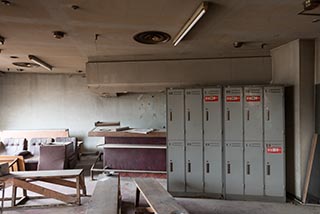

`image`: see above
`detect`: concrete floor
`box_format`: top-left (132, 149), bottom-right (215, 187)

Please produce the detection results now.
top-left (3, 155), bottom-right (320, 214)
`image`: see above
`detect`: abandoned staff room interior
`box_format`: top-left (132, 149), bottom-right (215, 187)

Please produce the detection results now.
top-left (0, 0), bottom-right (320, 214)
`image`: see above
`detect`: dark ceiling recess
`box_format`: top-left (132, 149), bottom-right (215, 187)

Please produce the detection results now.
top-left (71, 5), bottom-right (80, 10)
top-left (52, 31), bottom-right (66, 39)
top-left (1, 0), bottom-right (11, 6)
top-left (134, 31), bottom-right (171, 44)
top-left (298, 0), bottom-right (320, 16)
top-left (12, 62), bottom-right (40, 68)
top-left (0, 36), bottom-right (4, 45)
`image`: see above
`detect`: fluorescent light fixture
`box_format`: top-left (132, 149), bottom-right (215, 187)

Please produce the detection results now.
top-left (28, 55), bottom-right (53, 71)
top-left (173, 2), bottom-right (208, 46)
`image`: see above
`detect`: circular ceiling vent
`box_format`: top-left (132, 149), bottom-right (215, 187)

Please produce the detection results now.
top-left (13, 62), bottom-right (40, 68)
top-left (134, 31), bottom-right (171, 44)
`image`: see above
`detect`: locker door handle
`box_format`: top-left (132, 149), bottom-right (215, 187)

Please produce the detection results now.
top-left (227, 163), bottom-right (231, 174)
top-left (206, 110), bottom-right (209, 121)
top-left (169, 111), bottom-right (173, 121)
top-left (247, 110), bottom-right (250, 121)
top-left (247, 164), bottom-right (251, 175)
top-left (227, 110), bottom-right (230, 121)
top-left (267, 109), bottom-right (270, 121)
top-left (267, 164), bottom-right (271, 175)
top-left (188, 162), bottom-right (191, 173)
top-left (187, 111), bottom-right (190, 121)
top-left (170, 161), bottom-right (173, 172)
top-left (206, 162), bottom-right (210, 173)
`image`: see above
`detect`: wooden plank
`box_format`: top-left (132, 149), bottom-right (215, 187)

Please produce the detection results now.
top-left (134, 178), bottom-right (189, 214)
top-left (31, 178), bottom-right (77, 188)
top-left (12, 178), bottom-right (77, 204)
top-left (88, 128), bottom-right (166, 138)
top-left (87, 175), bottom-right (120, 214)
top-left (302, 133), bottom-right (318, 203)
top-left (10, 169), bottom-right (83, 179)
top-left (101, 144), bottom-right (166, 149)
top-left (95, 121), bottom-right (121, 127)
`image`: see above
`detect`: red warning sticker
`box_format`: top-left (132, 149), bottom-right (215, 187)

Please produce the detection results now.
top-left (267, 147), bottom-right (282, 154)
top-left (246, 96), bottom-right (261, 102)
top-left (226, 96), bottom-right (241, 102)
top-left (204, 96), bottom-right (219, 102)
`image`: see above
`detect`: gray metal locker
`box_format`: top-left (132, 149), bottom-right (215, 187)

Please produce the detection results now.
top-left (264, 86), bottom-right (285, 200)
top-left (167, 89), bottom-right (185, 193)
top-left (185, 88), bottom-right (203, 193)
top-left (224, 87), bottom-right (244, 198)
top-left (203, 88), bottom-right (223, 195)
top-left (244, 87), bottom-right (264, 197)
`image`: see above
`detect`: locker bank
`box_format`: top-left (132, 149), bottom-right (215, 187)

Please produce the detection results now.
top-left (166, 86), bottom-right (285, 202)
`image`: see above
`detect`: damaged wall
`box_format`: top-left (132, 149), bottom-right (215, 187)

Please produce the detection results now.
top-left (0, 73), bottom-right (166, 151)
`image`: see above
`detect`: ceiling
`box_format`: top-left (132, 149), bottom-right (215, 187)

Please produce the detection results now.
top-left (0, 0), bottom-right (319, 74)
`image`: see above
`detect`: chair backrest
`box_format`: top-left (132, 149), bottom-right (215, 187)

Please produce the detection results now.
top-left (55, 137), bottom-right (77, 154)
top-left (0, 138), bottom-right (27, 156)
top-left (38, 145), bottom-right (66, 170)
top-left (28, 138), bottom-right (53, 156)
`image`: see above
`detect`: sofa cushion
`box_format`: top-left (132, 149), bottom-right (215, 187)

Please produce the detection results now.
top-left (0, 138), bottom-right (27, 156)
top-left (28, 138), bottom-right (53, 156)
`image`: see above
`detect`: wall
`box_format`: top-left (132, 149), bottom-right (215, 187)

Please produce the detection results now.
top-left (87, 57), bottom-right (272, 96)
top-left (271, 39), bottom-right (315, 200)
top-left (0, 73), bottom-right (166, 151)
top-left (0, 57), bottom-right (272, 152)
top-left (310, 38), bottom-right (320, 201)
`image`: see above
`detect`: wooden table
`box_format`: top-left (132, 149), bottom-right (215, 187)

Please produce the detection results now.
top-left (134, 178), bottom-right (189, 214)
top-left (0, 169), bottom-right (86, 207)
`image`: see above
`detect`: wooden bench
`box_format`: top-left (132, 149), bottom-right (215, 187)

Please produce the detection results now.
top-left (87, 174), bottom-right (121, 214)
top-left (0, 169), bottom-right (86, 207)
top-left (134, 178), bottom-right (189, 214)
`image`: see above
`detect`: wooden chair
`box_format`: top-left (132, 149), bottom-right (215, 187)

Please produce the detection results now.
top-left (0, 156), bottom-right (25, 171)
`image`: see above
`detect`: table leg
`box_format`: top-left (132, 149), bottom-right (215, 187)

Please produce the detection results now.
top-left (11, 186), bottom-right (17, 207)
top-left (135, 187), bottom-right (140, 208)
top-left (76, 176), bottom-right (81, 205)
top-left (1, 183), bottom-right (5, 214)
top-left (80, 174), bottom-right (87, 196)
top-left (23, 189), bottom-right (27, 197)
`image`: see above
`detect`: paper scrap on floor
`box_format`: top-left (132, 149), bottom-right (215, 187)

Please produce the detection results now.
top-left (125, 128), bottom-right (154, 134)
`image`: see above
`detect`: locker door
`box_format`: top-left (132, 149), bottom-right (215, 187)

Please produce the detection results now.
top-left (224, 87), bottom-right (244, 197)
top-left (167, 89), bottom-right (185, 192)
top-left (244, 87), bottom-right (264, 196)
top-left (203, 88), bottom-right (223, 195)
top-left (185, 88), bottom-right (203, 193)
top-left (167, 141), bottom-right (186, 192)
top-left (264, 87), bottom-right (285, 198)
top-left (167, 89), bottom-right (185, 140)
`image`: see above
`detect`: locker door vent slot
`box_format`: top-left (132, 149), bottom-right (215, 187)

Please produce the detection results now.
top-left (188, 162), bottom-right (191, 173)
top-left (187, 111), bottom-right (190, 121)
top-left (206, 111), bottom-right (209, 121)
top-left (227, 163), bottom-right (231, 174)
top-left (227, 110), bottom-right (230, 121)
top-left (247, 110), bottom-right (250, 121)
top-left (268, 89), bottom-right (281, 93)
top-left (170, 161), bottom-right (173, 172)
top-left (247, 164), bottom-right (251, 175)
top-left (206, 162), bottom-right (210, 173)
top-left (267, 110), bottom-right (270, 121)
top-left (169, 111), bottom-right (173, 121)
top-left (267, 164), bottom-right (271, 175)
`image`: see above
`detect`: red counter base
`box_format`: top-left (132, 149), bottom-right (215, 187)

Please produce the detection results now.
top-left (103, 137), bottom-right (166, 172)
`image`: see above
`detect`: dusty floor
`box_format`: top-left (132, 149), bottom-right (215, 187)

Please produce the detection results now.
top-left (3, 155), bottom-right (320, 214)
